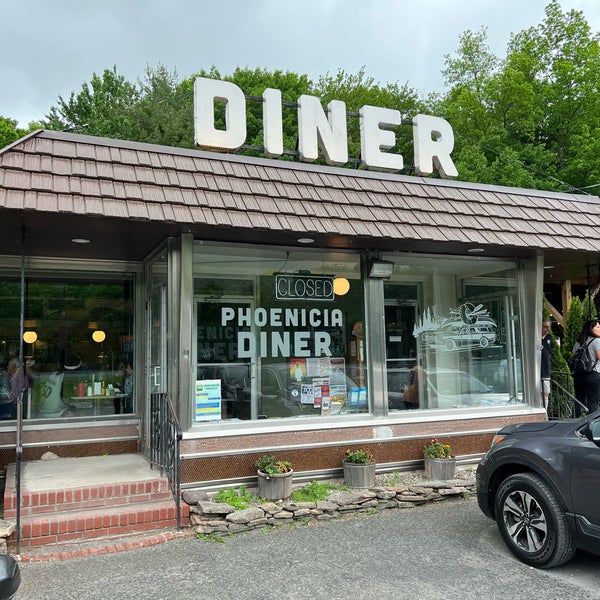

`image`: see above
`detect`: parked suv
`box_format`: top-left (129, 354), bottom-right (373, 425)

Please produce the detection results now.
top-left (476, 410), bottom-right (600, 568)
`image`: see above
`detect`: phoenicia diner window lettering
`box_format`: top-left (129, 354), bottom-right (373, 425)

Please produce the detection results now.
top-left (221, 306), bottom-right (342, 359)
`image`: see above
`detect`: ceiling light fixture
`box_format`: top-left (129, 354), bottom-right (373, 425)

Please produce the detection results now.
top-left (92, 330), bottom-right (106, 343)
top-left (23, 331), bottom-right (38, 344)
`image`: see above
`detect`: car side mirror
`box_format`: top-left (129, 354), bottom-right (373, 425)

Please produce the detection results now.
top-left (588, 420), bottom-right (600, 443)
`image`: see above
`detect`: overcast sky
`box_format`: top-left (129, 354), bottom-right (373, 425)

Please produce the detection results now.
top-left (3, 0), bottom-right (600, 128)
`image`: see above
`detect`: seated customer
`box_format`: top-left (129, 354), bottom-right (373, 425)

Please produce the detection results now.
top-left (114, 362), bottom-right (133, 414)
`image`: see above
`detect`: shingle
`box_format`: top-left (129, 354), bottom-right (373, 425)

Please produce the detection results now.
top-left (102, 198), bottom-right (129, 218)
top-left (127, 200), bottom-right (151, 219)
top-left (146, 203), bottom-right (166, 221)
top-left (140, 184), bottom-right (165, 203)
top-left (171, 205), bottom-right (193, 223)
top-left (30, 172), bottom-right (54, 192)
top-left (80, 179), bottom-right (101, 196)
top-left (57, 193), bottom-right (74, 212)
top-left (85, 196), bottom-right (105, 216)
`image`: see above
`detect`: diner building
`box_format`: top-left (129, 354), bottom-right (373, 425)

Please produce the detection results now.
top-left (1, 127), bottom-right (599, 491)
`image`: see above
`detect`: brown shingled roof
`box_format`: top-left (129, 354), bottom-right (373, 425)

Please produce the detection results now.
top-left (1, 129), bottom-right (600, 261)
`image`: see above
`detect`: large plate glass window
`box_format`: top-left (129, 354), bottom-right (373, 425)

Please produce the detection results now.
top-left (0, 272), bottom-right (135, 420)
top-left (192, 243), bottom-right (365, 423)
top-left (382, 255), bottom-right (523, 411)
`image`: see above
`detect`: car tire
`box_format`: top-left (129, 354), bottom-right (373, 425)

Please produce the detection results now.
top-left (494, 472), bottom-right (576, 568)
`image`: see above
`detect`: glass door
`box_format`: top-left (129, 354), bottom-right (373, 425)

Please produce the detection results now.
top-left (384, 283), bottom-right (421, 410)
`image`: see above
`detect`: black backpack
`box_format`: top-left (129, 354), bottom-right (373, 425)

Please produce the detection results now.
top-left (569, 342), bottom-right (596, 374)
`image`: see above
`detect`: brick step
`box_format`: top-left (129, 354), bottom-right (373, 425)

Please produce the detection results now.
top-left (4, 478), bottom-right (173, 519)
top-left (10, 499), bottom-right (184, 549)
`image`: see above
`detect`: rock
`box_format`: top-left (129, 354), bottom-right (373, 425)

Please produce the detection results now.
top-left (327, 490), bottom-right (365, 505)
top-left (375, 490), bottom-right (397, 500)
top-left (0, 520), bottom-right (16, 538)
top-left (273, 510), bottom-right (294, 519)
top-left (197, 501), bottom-right (235, 515)
top-left (226, 507), bottom-right (264, 524)
top-left (316, 500), bottom-right (338, 511)
top-left (182, 490), bottom-right (210, 505)
top-left (283, 501), bottom-right (315, 511)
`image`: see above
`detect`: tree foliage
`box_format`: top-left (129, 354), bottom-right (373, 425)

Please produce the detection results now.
top-left (563, 296), bottom-right (584, 363)
top-left (435, 0), bottom-right (600, 193)
top-left (42, 66), bottom-right (140, 139)
top-left (0, 115), bottom-right (40, 149)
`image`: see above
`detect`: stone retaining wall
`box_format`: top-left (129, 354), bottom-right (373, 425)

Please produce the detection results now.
top-left (185, 478), bottom-right (476, 536)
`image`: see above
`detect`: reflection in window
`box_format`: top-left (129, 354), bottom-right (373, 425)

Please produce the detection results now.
top-left (192, 243), bottom-right (366, 423)
top-left (383, 256), bottom-right (523, 411)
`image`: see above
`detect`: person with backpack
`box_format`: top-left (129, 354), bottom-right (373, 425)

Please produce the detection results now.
top-left (540, 320), bottom-right (553, 410)
top-left (571, 319), bottom-right (600, 416)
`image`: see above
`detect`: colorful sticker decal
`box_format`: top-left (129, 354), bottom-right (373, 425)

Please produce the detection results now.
top-left (413, 303), bottom-right (497, 352)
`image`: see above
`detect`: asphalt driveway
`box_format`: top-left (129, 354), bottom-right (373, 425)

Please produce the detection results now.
top-left (17, 496), bottom-right (599, 600)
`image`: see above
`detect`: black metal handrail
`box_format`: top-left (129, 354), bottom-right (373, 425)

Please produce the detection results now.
top-left (149, 393), bottom-right (182, 529)
top-left (548, 371), bottom-right (588, 420)
top-left (15, 394), bottom-right (23, 555)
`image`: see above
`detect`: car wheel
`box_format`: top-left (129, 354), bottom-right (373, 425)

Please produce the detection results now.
top-left (494, 472), bottom-right (576, 568)
top-left (445, 338), bottom-right (456, 351)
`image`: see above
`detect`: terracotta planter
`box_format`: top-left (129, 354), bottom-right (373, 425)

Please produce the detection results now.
top-left (424, 456), bottom-right (456, 480)
top-left (257, 469), bottom-right (294, 500)
top-left (342, 460), bottom-right (376, 489)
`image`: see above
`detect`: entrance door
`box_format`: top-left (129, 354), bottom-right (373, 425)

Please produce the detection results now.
top-left (384, 283), bottom-right (420, 409)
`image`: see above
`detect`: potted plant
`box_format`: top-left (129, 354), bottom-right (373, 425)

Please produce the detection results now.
top-left (255, 455), bottom-right (294, 500)
top-left (342, 448), bottom-right (376, 489)
top-left (423, 438), bottom-right (456, 480)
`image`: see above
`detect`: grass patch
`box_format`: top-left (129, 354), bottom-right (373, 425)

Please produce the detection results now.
top-left (290, 480), bottom-right (347, 502)
top-left (213, 485), bottom-right (255, 510)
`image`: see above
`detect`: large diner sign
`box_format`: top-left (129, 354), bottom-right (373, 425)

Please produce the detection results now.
top-left (194, 77), bottom-right (458, 179)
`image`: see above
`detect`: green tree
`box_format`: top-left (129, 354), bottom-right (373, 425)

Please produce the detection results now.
top-left (0, 116), bottom-right (41, 149)
top-left (435, 1), bottom-right (600, 192)
top-left (503, 0), bottom-right (600, 191)
top-left (42, 66), bottom-right (139, 139)
top-left (0, 116), bottom-right (24, 149)
top-left (128, 65), bottom-right (194, 148)
top-left (563, 296), bottom-right (583, 363)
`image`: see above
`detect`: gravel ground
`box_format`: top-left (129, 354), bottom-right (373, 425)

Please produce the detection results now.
top-left (375, 465), bottom-right (477, 487)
